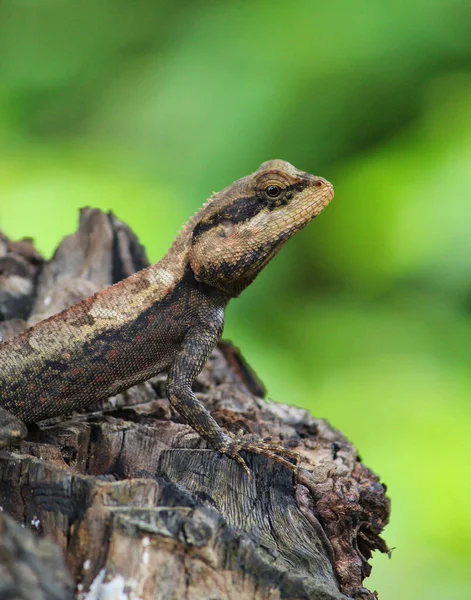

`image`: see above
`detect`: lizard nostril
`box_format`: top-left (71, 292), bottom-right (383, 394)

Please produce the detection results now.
top-left (314, 180), bottom-right (323, 187)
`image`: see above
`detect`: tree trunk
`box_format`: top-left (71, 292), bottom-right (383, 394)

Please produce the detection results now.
top-left (0, 210), bottom-right (390, 600)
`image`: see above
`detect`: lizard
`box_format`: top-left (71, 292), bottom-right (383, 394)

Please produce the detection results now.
top-left (0, 160), bottom-right (334, 474)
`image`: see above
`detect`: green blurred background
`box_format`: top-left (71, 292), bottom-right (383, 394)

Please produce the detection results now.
top-left (1, 1), bottom-right (470, 598)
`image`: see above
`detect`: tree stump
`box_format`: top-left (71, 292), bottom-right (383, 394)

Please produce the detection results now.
top-left (0, 210), bottom-right (390, 600)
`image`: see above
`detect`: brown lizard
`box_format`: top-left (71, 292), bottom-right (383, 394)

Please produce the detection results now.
top-left (0, 160), bottom-right (334, 474)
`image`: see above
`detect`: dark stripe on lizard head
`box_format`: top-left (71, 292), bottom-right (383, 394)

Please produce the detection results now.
top-left (264, 180), bottom-right (310, 210)
top-left (192, 180), bottom-right (310, 241)
top-left (192, 194), bottom-right (264, 240)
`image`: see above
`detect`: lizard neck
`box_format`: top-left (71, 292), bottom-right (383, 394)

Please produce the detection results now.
top-left (136, 232), bottom-right (230, 315)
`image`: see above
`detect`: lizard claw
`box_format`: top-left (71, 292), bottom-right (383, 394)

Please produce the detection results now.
top-left (222, 435), bottom-right (299, 475)
top-left (232, 452), bottom-right (251, 477)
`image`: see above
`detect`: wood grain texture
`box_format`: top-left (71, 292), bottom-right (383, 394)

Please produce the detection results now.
top-left (0, 510), bottom-right (74, 600)
top-left (0, 211), bottom-right (390, 599)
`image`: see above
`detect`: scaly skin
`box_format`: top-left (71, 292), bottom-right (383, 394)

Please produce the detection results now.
top-left (0, 160), bottom-right (334, 473)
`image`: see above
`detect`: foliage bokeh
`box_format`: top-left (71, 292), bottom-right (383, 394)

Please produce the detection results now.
top-left (1, 1), bottom-right (470, 598)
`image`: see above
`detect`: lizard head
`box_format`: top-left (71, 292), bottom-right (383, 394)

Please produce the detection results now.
top-left (189, 159), bottom-right (334, 297)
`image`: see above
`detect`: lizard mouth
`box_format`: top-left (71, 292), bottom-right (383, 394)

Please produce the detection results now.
top-left (299, 184), bottom-right (334, 223)
top-left (310, 182), bottom-right (334, 217)
top-left (316, 180), bottom-right (335, 206)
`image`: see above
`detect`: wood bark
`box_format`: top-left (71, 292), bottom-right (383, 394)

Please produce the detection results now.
top-left (0, 210), bottom-right (390, 600)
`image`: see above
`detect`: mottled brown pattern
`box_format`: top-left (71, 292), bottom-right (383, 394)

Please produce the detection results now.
top-left (0, 160), bottom-right (333, 473)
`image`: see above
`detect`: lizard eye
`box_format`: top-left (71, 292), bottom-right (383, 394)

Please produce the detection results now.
top-left (265, 185), bottom-right (281, 198)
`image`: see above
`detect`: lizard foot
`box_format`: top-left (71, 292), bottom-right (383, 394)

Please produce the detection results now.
top-left (222, 434), bottom-right (299, 476)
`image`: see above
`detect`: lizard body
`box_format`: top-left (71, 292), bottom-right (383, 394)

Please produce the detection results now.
top-left (0, 160), bottom-right (334, 473)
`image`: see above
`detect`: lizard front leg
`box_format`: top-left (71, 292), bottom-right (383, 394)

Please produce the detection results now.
top-left (166, 327), bottom-right (298, 475)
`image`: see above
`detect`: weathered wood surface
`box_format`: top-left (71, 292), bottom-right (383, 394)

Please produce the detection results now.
top-left (0, 210), bottom-right (390, 600)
